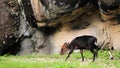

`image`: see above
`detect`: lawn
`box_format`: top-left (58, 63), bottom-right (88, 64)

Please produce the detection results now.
top-left (0, 50), bottom-right (120, 68)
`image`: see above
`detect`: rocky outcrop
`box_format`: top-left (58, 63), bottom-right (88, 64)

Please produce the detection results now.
top-left (0, 0), bottom-right (120, 55)
top-left (0, 0), bottom-right (20, 55)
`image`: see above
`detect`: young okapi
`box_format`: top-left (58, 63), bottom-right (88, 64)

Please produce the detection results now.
top-left (60, 35), bottom-right (100, 62)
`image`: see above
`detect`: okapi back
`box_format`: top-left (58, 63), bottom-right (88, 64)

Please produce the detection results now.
top-left (68, 35), bottom-right (98, 49)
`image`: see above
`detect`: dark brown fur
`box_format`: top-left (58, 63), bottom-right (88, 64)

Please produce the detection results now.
top-left (60, 35), bottom-right (100, 62)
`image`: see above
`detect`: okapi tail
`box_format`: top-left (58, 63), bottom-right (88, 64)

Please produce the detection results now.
top-left (95, 38), bottom-right (97, 43)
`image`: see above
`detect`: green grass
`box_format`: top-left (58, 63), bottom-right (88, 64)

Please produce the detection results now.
top-left (0, 50), bottom-right (120, 68)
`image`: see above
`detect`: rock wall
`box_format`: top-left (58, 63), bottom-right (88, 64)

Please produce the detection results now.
top-left (0, 0), bottom-right (120, 55)
top-left (16, 0), bottom-right (120, 55)
top-left (0, 0), bottom-right (21, 55)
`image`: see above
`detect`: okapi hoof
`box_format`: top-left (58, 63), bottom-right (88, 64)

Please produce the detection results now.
top-left (109, 56), bottom-right (114, 60)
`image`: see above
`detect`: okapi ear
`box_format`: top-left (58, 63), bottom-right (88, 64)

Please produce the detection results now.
top-left (67, 42), bottom-right (69, 44)
top-left (65, 42), bottom-right (69, 47)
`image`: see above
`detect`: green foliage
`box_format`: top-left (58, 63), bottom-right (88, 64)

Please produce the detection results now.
top-left (0, 50), bottom-right (120, 68)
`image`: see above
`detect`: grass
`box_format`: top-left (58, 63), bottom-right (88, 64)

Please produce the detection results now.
top-left (0, 50), bottom-right (120, 68)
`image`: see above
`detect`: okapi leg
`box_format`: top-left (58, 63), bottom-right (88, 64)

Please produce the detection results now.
top-left (95, 49), bottom-right (98, 58)
top-left (80, 50), bottom-right (84, 61)
top-left (90, 49), bottom-right (96, 62)
top-left (65, 49), bottom-right (74, 61)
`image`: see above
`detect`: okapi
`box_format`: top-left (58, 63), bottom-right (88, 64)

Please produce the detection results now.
top-left (60, 35), bottom-right (100, 62)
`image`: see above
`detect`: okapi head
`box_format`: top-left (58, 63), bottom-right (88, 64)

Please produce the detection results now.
top-left (98, 0), bottom-right (120, 22)
top-left (60, 42), bottom-right (69, 55)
